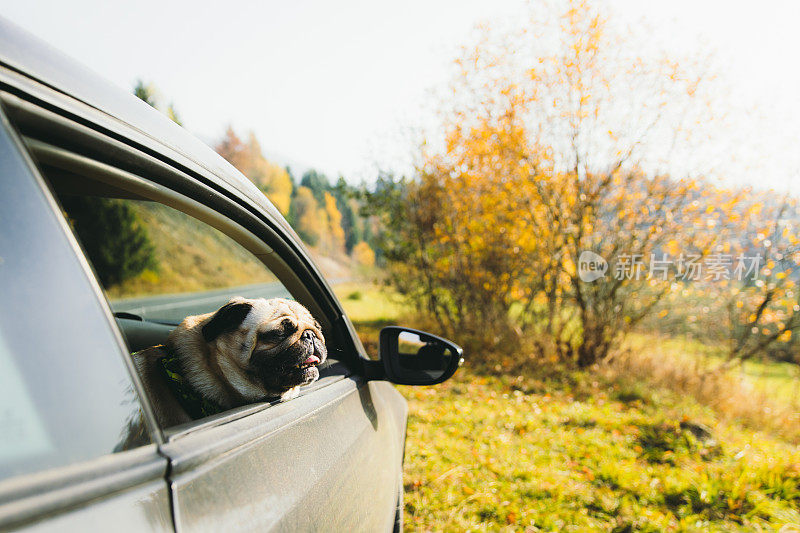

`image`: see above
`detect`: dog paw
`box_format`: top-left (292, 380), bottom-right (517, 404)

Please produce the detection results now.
top-left (280, 386), bottom-right (301, 401)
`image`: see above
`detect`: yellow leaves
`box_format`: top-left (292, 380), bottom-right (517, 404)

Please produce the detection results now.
top-left (666, 240), bottom-right (680, 256)
top-left (748, 203), bottom-right (764, 217)
top-left (779, 330), bottom-right (792, 342)
top-left (323, 192), bottom-right (346, 253)
top-left (352, 242), bottom-right (376, 267)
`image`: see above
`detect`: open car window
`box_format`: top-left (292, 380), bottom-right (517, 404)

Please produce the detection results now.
top-left (60, 196), bottom-right (292, 326)
top-left (32, 158), bottom-right (348, 431)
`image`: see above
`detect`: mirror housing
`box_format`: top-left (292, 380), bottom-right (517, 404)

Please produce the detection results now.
top-left (364, 326), bottom-right (463, 385)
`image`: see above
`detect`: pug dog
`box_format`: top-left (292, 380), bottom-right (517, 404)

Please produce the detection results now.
top-left (133, 297), bottom-right (327, 428)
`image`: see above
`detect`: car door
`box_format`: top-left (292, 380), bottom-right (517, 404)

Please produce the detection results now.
top-left (163, 376), bottom-right (407, 532)
top-left (0, 101), bottom-right (172, 531)
top-left (9, 103), bottom-right (408, 531)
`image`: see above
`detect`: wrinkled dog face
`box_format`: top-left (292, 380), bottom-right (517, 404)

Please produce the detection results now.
top-left (201, 297), bottom-right (327, 397)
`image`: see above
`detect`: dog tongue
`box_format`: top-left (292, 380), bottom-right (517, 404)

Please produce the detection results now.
top-left (303, 355), bottom-right (321, 365)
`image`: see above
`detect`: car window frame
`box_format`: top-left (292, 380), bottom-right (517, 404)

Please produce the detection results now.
top-left (26, 139), bottom-right (358, 434)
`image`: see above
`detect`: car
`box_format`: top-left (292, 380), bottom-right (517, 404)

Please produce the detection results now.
top-left (0, 18), bottom-right (461, 532)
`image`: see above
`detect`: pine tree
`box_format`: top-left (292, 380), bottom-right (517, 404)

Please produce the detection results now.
top-left (61, 197), bottom-right (157, 288)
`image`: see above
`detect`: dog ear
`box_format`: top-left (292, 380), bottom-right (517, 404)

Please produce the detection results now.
top-left (202, 301), bottom-right (253, 342)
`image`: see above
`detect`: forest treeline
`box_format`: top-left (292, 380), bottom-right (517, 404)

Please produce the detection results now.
top-left (212, 127), bottom-right (377, 267)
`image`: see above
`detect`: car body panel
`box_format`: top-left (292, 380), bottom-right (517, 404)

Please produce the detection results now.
top-left (163, 378), bottom-right (406, 532)
top-left (0, 456), bottom-right (174, 533)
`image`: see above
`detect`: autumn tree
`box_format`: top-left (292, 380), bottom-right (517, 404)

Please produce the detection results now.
top-left (323, 192), bottom-right (346, 255)
top-left (289, 186), bottom-right (325, 246)
top-left (215, 126), bottom-right (248, 170)
top-left (215, 129), bottom-right (376, 257)
top-left (300, 170), bottom-right (330, 204)
top-left (371, 0), bottom-right (727, 366)
top-left (352, 241), bottom-right (376, 267)
top-left (166, 103), bottom-right (183, 126)
top-left (133, 79), bottom-right (156, 107)
top-left (701, 195), bottom-right (800, 365)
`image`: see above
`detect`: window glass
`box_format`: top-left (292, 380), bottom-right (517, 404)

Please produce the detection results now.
top-left (0, 135), bottom-right (151, 483)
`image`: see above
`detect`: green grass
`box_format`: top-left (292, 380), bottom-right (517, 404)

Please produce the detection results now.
top-left (738, 358), bottom-right (800, 402)
top-left (344, 288), bottom-right (800, 531)
top-left (333, 282), bottom-right (407, 358)
top-left (398, 372), bottom-right (800, 531)
top-left (334, 282), bottom-right (406, 324)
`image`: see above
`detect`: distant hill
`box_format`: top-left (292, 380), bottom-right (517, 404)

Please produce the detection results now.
top-left (105, 201), bottom-right (353, 300)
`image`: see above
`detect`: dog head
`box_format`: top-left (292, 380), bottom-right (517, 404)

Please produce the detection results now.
top-left (172, 297), bottom-right (327, 403)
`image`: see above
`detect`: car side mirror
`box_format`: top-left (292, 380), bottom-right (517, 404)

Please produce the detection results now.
top-left (367, 326), bottom-right (462, 385)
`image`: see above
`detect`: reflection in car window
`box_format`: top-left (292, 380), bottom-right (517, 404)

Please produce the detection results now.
top-left (0, 143), bottom-right (151, 483)
top-left (0, 334), bottom-right (55, 470)
top-left (58, 197), bottom-right (293, 325)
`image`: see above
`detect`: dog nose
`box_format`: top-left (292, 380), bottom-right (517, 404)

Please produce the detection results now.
top-left (302, 329), bottom-right (315, 342)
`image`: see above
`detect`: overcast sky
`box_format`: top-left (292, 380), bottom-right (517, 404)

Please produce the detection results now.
top-left (3, 0), bottom-right (799, 188)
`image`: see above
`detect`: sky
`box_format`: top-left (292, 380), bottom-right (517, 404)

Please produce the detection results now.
top-left (2, 0), bottom-right (799, 188)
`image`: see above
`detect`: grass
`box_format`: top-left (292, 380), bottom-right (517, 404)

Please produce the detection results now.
top-left (625, 333), bottom-right (800, 403)
top-left (738, 358), bottom-right (800, 402)
top-left (333, 282), bottom-right (406, 325)
top-left (620, 333), bottom-right (800, 443)
top-left (398, 372), bottom-right (800, 531)
top-left (333, 282), bottom-right (407, 358)
top-left (343, 285), bottom-right (800, 531)
top-left (106, 201), bottom-right (276, 298)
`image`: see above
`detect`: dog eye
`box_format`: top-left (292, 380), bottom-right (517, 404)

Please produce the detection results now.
top-left (280, 318), bottom-right (297, 335)
top-left (258, 319), bottom-right (297, 344)
top-left (258, 330), bottom-right (284, 343)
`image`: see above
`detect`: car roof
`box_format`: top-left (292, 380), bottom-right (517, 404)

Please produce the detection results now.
top-left (0, 17), bottom-right (295, 237)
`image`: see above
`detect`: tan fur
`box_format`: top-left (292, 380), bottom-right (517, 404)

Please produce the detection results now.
top-left (133, 297), bottom-right (325, 429)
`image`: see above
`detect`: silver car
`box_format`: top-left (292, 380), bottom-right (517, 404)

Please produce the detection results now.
top-left (0, 19), bottom-right (461, 532)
